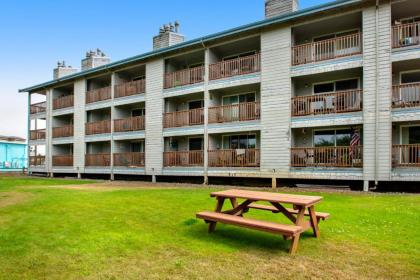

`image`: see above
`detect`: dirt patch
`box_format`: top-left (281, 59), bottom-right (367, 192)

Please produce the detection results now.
top-left (0, 192), bottom-right (34, 208)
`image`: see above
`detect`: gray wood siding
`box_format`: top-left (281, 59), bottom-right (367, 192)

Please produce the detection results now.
top-left (73, 79), bottom-right (86, 171)
top-left (145, 59), bottom-right (164, 174)
top-left (260, 27), bottom-right (291, 176)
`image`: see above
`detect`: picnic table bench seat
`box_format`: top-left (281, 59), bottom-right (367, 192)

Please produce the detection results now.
top-left (247, 203), bottom-right (330, 221)
top-left (196, 211), bottom-right (303, 236)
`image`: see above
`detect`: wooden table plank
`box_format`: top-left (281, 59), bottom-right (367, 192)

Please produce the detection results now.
top-left (211, 189), bottom-right (322, 206)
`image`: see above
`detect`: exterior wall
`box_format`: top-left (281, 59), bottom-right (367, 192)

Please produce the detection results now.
top-left (145, 59), bottom-right (164, 175)
top-left (260, 26), bottom-right (291, 176)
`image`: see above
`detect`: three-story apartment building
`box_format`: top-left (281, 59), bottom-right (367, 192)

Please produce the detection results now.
top-left (20, 0), bottom-right (420, 191)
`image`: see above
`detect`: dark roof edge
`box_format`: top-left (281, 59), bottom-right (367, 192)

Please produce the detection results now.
top-left (19, 0), bottom-right (362, 93)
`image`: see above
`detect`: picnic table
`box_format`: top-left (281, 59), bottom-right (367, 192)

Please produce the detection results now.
top-left (196, 189), bottom-right (329, 254)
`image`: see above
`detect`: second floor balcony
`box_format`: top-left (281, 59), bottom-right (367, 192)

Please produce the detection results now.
top-left (292, 32), bottom-right (362, 66)
top-left (30, 102), bottom-right (46, 114)
top-left (164, 66), bottom-right (205, 89)
top-left (392, 144), bottom-right (420, 167)
top-left (53, 95), bottom-right (74, 110)
top-left (209, 53), bottom-right (261, 81)
top-left (291, 146), bottom-right (363, 168)
top-left (208, 101), bottom-right (260, 124)
top-left (30, 129), bottom-right (46, 141)
top-left (114, 116), bottom-right (145, 132)
top-left (114, 79), bottom-right (145, 98)
top-left (86, 86), bottom-right (111, 104)
top-left (85, 120), bottom-right (111, 135)
top-left (163, 150), bottom-right (204, 167)
top-left (163, 108), bottom-right (204, 128)
top-left (52, 125), bottom-right (73, 138)
top-left (292, 90), bottom-right (363, 117)
top-left (392, 82), bottom-right (420, 108)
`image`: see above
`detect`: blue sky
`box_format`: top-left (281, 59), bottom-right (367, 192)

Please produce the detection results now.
top-left (0, 0), bottom-right (329, 138)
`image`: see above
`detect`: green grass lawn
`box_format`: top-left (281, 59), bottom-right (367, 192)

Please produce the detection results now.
top-left (0, 176), bottom-right (419, 279)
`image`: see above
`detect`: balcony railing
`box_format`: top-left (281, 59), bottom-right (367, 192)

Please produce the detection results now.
top-left (208, 102), bottom-right (260, 123)
top-left (85, 153), bottom-right (111, 167)
top-left (29, 156), bottom-right (45, 166)
top-left (163, 151), bottom-right (204, 167)
top-left (114, 116), bottom-right (145, 132)
top-left (86, 86), bottom-right (111, 104)
top-left (292, 90), bottom-right (363, 116)
top-left (392, 144), bottom-right (420, 167)
top-left (30, 129), bottom-right (46, 140)
top-left (164, 66), bottom-right (205, 89)
top-left (85, 120), bottom-right (111, 135)
top-left (53, 95), bottom-right (74, 110)
top-left (30, 102), bottom-right (46, 114)
top-left (209, 53), bottom-right (261, 80)
top-left (163, 108), bottom-right (204, 128)
top-left (113, 152), bottom-right (145, 167)
top-left (392, 22), bottom-right (420, 49)
top-left (52, 155), bottom-right (73, 166)
top-left (292, 33), bottom-right (362, 66)
top-left (392, 83), bottom-right (420, 108)
top-left (208, 149), bottom-right (260, 167)
top-left (290, 146), bottom-right (363, 168)
top-left (114, 79), bottom-right (145, 98)
top-left (52, 125), bottom-right (73, 138)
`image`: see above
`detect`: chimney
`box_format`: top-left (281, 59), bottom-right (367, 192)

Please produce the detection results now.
top-left (81, 48), bottom-right (111, 71)
top-left (53, 61), bottom-right (78, 79)
top-left (265, 0), bottom-right (299, 19)
top-left (153, 21), bottom-right (185, 50)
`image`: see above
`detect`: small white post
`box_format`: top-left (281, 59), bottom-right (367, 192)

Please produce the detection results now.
top-left (363, 180), bottom-right (369, 192)
top-left (272, 177), bottom-right (277, 189)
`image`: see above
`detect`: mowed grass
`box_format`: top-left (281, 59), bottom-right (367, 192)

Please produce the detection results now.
top-left (0, 177), bottom-right (419, 279)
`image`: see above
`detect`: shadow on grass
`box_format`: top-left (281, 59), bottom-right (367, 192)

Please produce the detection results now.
top-left (184, 220), bottom-right (316, 253)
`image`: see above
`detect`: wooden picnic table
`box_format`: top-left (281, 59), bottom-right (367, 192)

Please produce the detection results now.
top-left (196, 189), bottom-right (329, 254)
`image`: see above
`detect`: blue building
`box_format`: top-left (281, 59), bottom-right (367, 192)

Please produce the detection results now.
top-left (0, 136), bottom-right (27, 171)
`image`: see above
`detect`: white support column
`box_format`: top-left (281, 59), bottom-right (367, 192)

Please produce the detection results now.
top-left (46, 89), bottom-right (53, 174)
top-left (203, 48), bottom-right (210, 185)
top-left (27, 93), bottom-right (31, 173)
top-left (110, 72), bottom-right (116, 180)
top-left (73, 79), bottom-right (86, 177)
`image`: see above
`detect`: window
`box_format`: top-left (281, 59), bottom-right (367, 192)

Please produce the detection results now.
top-left (401, 71), bottom-right (420, 84)
top-left (314, 129), bottom-right (353, 147)
top-left (131, 142), bottom-right (144, 153)
top-left (132, 108), bottom-right (145, 117)
top-left (189, 138), bottom-right (203, 151)
top-left (222, 92), bottom-right (256, 105)
top-left (223, 51), bottom-right (256, 61)
top-left (409, 127), bottom-right (420, 144)
top-left (313, 79), bottom-right (358, 94)
top-left (223, 134), bottom-right (256, 149)
top-left (132, 75), bottom-right (145, 81)
top-left (188, 100), bottom-right (204, 110)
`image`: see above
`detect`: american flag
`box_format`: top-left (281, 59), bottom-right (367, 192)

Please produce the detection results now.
top-left (350, 128), bottom-right (361, 159)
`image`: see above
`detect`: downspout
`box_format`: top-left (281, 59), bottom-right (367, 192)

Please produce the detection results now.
top-left (374, 0), bottom-right (379, 188)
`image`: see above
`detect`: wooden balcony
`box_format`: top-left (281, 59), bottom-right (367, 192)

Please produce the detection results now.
top-left (114, 79), bottom-right (145, 98)
top-left (29, 156), bottom-right (45, 166)
top-left (85, 120), bottom-right (111, 135)
top-left (208, 102), bottom-right (260, 123)
top-left (30, 102), bottom-right (46, 114)
top-left (208, 149), bottom-right (260, 167)
top-left (163, 151), bottom-right (204, 167)
top-left (392, 144), bottom-right (420, 167)
top-left (209, 53), bottom-right (261, 80)
top-left (163, 108), bottom-right (204, 128)
top-left (290, 146), bottom-right (363, 168)
top-left (292, 33), bottom-right (362, 66)
top-left (392, 83), bottom-right (420, 108)
top-left (164, 66), bottom-right (204, 89)
top-left (30, 129), bottom-right (46, 140)
top-left (52, 155), bottom-right (73, 167)
top-left (86, 86), bottom-right (111, 104)
top-left (114, 116), bottom-right (145, 132)
top-left (85, 153), bottom-right (111, 167)
top-left (53, 95), bottom-right (74, 110)
top-left (113, 152), bottom-right (145, 167)
top-left (392, 22), bottom-right (420, 49)
top-left (292, 90), bottom-right (363, 117)
top-left (52, 125), bottom-right (73, 138)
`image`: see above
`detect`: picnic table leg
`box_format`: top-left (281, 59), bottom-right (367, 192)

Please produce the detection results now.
top-left (208, 197), bottom-right (225, 233)
top-left (289, 206), bottom-right (305, 254)
top-left (308, 205), bottom-right (321, 238)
